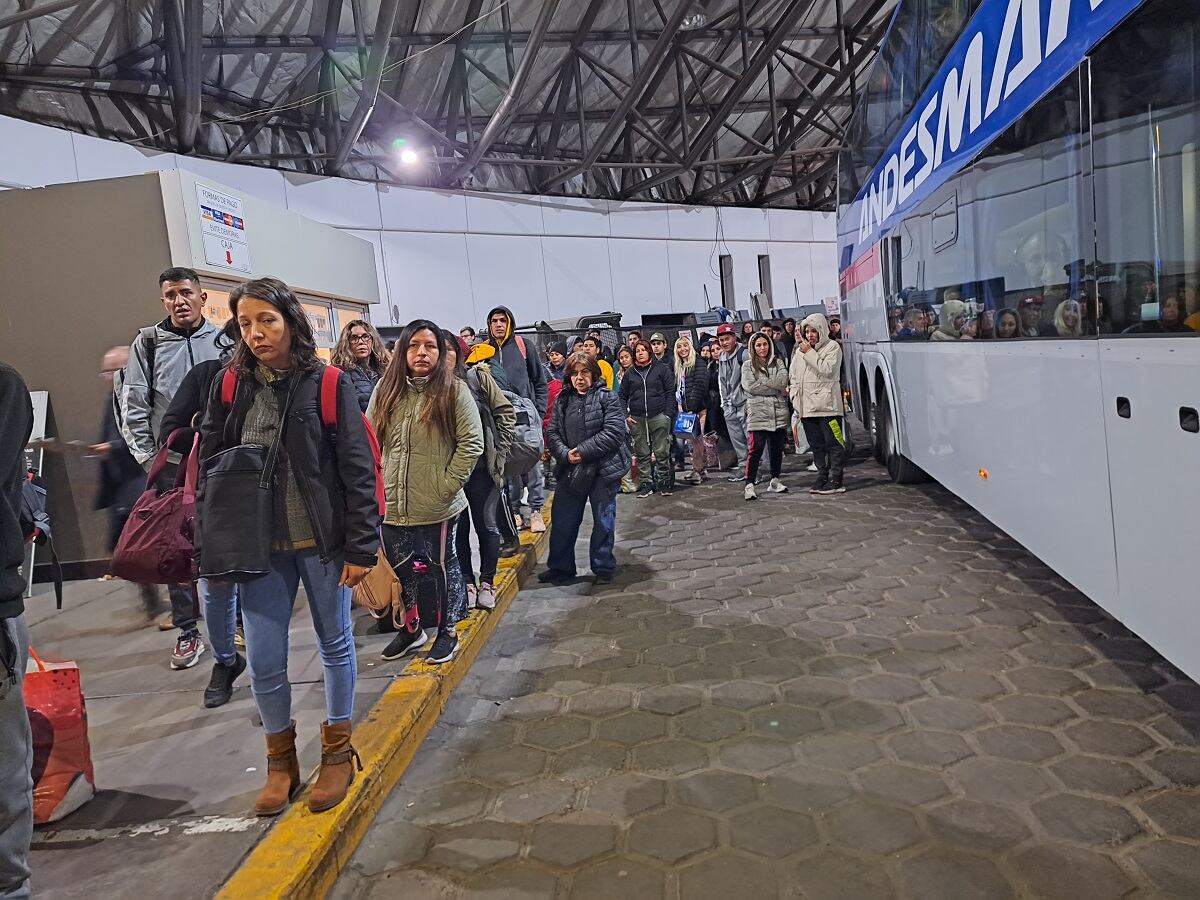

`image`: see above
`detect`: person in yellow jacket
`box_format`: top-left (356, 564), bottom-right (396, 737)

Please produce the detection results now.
top-left (579, 335), bottom-right (615, 390)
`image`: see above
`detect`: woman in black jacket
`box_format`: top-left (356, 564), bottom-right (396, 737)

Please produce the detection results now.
top-left (674, 336), bottom-right (710, 485)
top-left (541, 353), bottom-right (632, 585)
top-left (332, 319), bottom-right (390, 412)
top-left (198, 278), bottom-right (379, 819)
top-left (618, 341), bottom-right (676, 497)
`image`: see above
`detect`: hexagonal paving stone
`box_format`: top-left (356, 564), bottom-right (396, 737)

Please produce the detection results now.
top-left (596, 711), bottom-right (669, 747)
top-left (749, 704), bottom-right (823, 740)
top-left (1004, 666), bottom-right (1088, 696)
top-left (467, 745), bottom-right (548, 787)
top-left (1141, 789), bottom-right (1200, 840)
top-left (926, 799), bottom-right (1032, 851)
top-left (638, 684), bottom-right (703, 715)
top-left (678, 851), bottom-right (780, 900)
top-left (783, 851), bottom-right (898, 900)
top-left (729, 805), bottom-right (819, 858)
top-left (631, 739), bottom-right (709, 775)
top-left (675, 769), bottom-right (760, 812)
top-left (1050, 755), bottom-right (1150, 797)
top-left (550, 742), bottom-right (628, 783)
top-left (800, 733), bottom-right (884, 771)
top-left (854, 673), bottom-right (927, 703)
top-left (569, 857), bottom-right (665, 900)
top-left (1132, 839), bottom-right (1200, 897)
top-left (1073, 688), bottom-right (1160, 721)
top-left (1010, 844), bottom-right (1136, 900)
top-left (528, 820), bottom-right (617, 868)
top-left (909, 696), bottom-right (992, 731)
top-left (975, 724), bottom-right (1066, 763)
top-left (765, 764), bottom-right (855, 812)
top-left (628, 807), bottom-right (718, 863)
top-left (1149, 749), bottom-right (1200, 786)
top-left (673, 706), bottom-right (746, 743)
top-left (877, 649), bottom-right (944, 677)
top-left (827, 800), bottom-right (924, 855)
top-left (718, 737), bottom-right (795, 773)
top-left (407, 780), bottom-right (491, 826)
top-left (710, 679), bottom-right (778, 709)
top-left (859, 763), bottom-right (952, 807)
top-left (780, 676), bottom-right (851, 707)
top-left (888, 730), bottom-right (973, 768)
top-left (522, 715), bottom-right (592, 751)
top-left (424, 821), bottom-right (523, 873)
top-left (567, 687), bottom-right (635, 717)
top-left (992, 695), bottom-right (1076, 727)
top-left (828, 699), bottom-right (906, 735)
top-left (460, 862), bottom-right (560, 898)
top-left (900, 849), bottom-right (1015, 900)
top-left (493, 779), bottom-right (577, 823)
top-left (809, 655), bottom-right (876, 679)
top-left (583, 773), bottom-right (665, 818)
top-left (1066, 720), bottom-right (1158, 759)
top-left (1031, 792), bottom-right (1142, 845)
top-left (347, 819), bottom-right (432, 877)
top-left (951, 757), bottom-right (1056, 805)
top-left (932, 670), bottom-right (1008, 701)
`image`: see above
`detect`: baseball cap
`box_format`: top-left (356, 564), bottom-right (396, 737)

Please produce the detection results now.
top-left (650, 332), bottom-right (667, 343)
top-left (716, 323), bottom-right (735, 336)
top-left (1018, 296), bottom-right (1043, 308)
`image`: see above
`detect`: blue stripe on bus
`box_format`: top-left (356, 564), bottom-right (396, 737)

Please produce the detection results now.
top-left (839, 0), bottom-right (1144, 273)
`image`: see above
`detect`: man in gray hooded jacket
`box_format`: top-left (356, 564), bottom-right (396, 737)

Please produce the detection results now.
top-left (715, 324), bottom-right (749, 481)
top-left (120, 267), bottom-right (223, 670)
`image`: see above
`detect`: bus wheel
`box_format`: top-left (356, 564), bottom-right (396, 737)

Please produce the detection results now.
top-left (877, 387), bottom-right (929, 485)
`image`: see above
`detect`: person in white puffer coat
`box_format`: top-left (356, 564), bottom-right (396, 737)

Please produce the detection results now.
top-left (789, 313), bottom-right (848, 494)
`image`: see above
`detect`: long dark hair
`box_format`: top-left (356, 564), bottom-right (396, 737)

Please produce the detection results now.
top-left (227, 277), bottom-right (319, 374)
top-left (370, 319), bottom-right (458, 446)
top-left (615, 344), bottom-right (634, 371)
top-left (440, 329), bottom-right (468, 380)
top-left (749, 332), bottom-right (775, 371)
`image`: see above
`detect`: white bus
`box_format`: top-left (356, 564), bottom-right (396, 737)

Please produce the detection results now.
top-left (840, 0), bottom-right (1200, 680)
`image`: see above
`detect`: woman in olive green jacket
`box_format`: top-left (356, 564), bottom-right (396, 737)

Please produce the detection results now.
top-left (367, 320), bottom-right (483, 665)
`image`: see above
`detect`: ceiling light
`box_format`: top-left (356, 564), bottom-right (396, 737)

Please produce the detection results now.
top-left (399, 147), bottom-right (419, 165)
top-left (680, 12), bottom-right (707, 28)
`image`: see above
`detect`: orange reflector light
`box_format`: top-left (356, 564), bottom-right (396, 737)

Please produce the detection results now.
top-left (978, 468), bottom-right (989, 480)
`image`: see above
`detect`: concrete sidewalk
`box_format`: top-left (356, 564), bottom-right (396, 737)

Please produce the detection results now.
top-left (24, 576), bottom-right (410, 900)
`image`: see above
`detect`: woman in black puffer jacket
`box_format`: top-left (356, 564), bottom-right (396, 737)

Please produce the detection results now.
top-left (674, 336), bottom-right (711, 484)
top-left (540, 353), bottom-right (631, 586)
top-left (332, 320), bottom-right (390, 412)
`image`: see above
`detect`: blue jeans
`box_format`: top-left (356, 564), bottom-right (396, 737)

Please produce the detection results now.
top-left (0, 615), bottom-right (31, 899)
top-left (547, 479), bottom-right (618, 577)
top-left (200, 578), bottom-right (239, 666)
top-left (238, 550), bottom-right (354, 735)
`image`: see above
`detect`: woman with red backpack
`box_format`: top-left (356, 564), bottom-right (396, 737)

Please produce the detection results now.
top-left (197, 278), bottom-right (379, 818)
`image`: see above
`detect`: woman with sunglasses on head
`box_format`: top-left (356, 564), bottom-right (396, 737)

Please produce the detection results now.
top-left (197, 278), bottom-right (379, 818)
top-left (332, 319), bottom-right (391, 412)
top-left (368, 321), bottom-right (483, 666)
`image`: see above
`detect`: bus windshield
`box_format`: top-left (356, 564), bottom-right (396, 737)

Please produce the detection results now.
top-left (841, 0), bottom-right (984, 206)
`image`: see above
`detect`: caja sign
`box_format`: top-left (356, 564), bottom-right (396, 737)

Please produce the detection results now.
top-left (839, 0), bottom-right (1143, 273)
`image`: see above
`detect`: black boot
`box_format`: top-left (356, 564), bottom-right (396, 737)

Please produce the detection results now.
top-left (203, 654), bottom-right (247, 708)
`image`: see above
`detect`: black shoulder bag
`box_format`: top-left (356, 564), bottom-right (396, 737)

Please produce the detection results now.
top-left (197, 374), bottom-right (300, 582)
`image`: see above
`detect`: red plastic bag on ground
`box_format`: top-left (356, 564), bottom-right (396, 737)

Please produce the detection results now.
top-left (25, 648), bottom-right (95, 824)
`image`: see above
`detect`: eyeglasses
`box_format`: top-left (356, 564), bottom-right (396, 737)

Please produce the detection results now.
top-left (349, 333), bottom-right (373, 344)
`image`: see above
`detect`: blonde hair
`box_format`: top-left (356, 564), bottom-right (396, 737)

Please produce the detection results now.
top-left (673, 336), bottom-right (695, 382)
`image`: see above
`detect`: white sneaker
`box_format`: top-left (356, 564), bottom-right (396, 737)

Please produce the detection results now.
top-left (744, 483), bottom-right (757, 501)
top-left (807, 462), bottom-right (818, 472)
top-left (686, 472), bottom-right (702, 485)
top-left (466, 584), bottom-right (477, 609)
top-left (768, 478), bottom-right (788, 494)
top-left (476, 583), bottom-right (497, 611)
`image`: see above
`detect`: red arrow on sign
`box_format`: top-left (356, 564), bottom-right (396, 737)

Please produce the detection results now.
top-left (225, 249), bottom-right (233, 265)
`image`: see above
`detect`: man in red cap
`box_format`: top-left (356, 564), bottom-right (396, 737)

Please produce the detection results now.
top-left (715, 323), bottom-right (750, 480)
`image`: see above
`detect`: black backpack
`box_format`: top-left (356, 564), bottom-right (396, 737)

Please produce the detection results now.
top-left (19, 472), bottom-right (63, 609)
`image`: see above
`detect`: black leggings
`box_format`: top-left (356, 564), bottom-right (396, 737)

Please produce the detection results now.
top-left (382, 518), bottom-right (466, 634)
top-left (456, 465), bottom-right (502, 586)
top-left (746, 428), bottom-right (786, 483)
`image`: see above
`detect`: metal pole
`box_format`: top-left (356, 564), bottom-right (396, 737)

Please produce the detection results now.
top-left (329, 0), bottom-right (404, 175)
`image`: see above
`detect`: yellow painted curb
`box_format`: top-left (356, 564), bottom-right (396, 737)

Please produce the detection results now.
top-left (217, 500), bottom-right (554, 900)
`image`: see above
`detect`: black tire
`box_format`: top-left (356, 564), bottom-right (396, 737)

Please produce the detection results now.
top-left (877, 386), bottom-right (929, 484)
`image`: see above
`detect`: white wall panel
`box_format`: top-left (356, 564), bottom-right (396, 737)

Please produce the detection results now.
top-left (609, 239), bottom-right (673, 315)
top-left (176, 155), bottom-right (287, 206)
top-left (539, 196), bottom-right (611, 237)
top-left (465, 191), bottom-right (545, 235)
top-left (726, 241), bottom-right (770, 310)
top-left (768, 242), bottom-right (815, 307)
top-left (342, 229), bottom-right (389, 311)
top-left (465, 233), bottom-right (549, 324)
top-left (811, 244), bottom-right (840, 300)
top-left (666, 240), bottom-right (723, 313)
top-left (717, 206), bottom-right (771, 242)
top-left (0, 115), bottom-right (77, 187)
top-left (381, 231), bottom-right (473, 327)
top-left (540, 236), bottom-right (615, 318)
top-left (666, 204), bottom-right (719, 241)
top-left (767, 208), bottom-right (815, 242)
top-left (284, 172), bottom-right (382, 229)
top-left (378, 183), bottom-right (468, 233)
top-left (813, 211), bottom-right (837, 242)
top-left (71, 133), bottom-right (178, 185)
top-left (608, 200), bottom-right (671, 239)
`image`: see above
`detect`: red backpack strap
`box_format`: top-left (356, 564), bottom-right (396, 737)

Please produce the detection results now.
top-left (219, 367), bottom-right (238, 407)
top-left (319, 365), bottom-right (341, 430)
top-left (514, 334), bottom-right (527, 360)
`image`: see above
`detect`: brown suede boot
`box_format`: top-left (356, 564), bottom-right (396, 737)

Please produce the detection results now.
top-left (254, 722), bottom-right (300, 817)
top-left (308, 721), bottom-right (363, 813)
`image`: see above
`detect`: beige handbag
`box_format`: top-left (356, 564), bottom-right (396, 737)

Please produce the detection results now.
top-left (351, 548), bottom-right (400, 620)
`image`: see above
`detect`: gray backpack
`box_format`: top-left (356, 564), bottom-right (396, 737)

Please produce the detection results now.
top-left (503, 390), bottom-right (543, 477)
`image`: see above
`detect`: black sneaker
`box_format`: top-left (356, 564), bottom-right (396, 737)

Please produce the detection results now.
top-left (427, 631), bottom-right (459, 665)
top-left (636, 488), bottom-right (655, 498)
top-left (381, 628), bottom-right (429, 661)
top-left (726, 473), bottom-right (742, 483)
top-left (203, 654), bottom-right (247, 708)
top-left (809, 480), bottom-right (829, 494)
top-left (374, 615), bottom-right (398, 635)
top-left (816, 484), bottom-right (846, 495)
top-left (594, 572), bottom-right (613, 585)
top-left (537, 569), bottom-right (575, 585)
